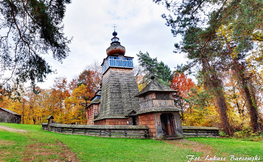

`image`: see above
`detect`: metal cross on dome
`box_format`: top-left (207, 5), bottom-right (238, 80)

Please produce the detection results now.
top-left (113, 24), bottom-right (117, 31)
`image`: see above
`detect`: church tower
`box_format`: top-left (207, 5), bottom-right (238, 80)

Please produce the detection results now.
top-left (94, 31), bottom-right (140, 125)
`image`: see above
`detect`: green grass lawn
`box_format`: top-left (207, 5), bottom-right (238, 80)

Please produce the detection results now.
top-left (0, 123), bottom-right (263, 162)
top-left (187, 137), bottom-right (263, 160)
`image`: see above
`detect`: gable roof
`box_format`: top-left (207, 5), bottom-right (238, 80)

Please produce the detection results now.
top-left (46, 115), bottom-right (54, 120)
top-left (124, 109), bottom-right (137, 117)
top-left (0, 107), bottom-right (21, 116)
top-left (135, 80), bottom-right (176, 97)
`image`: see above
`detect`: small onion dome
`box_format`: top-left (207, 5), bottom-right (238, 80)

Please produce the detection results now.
top-left (106, 31), bottom-right (126, 56)
top-left (112, 31), bottom-right (117, 37)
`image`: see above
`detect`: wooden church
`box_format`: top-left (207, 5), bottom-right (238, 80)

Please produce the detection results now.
top-left (86, 31), bottom-right (183, 139)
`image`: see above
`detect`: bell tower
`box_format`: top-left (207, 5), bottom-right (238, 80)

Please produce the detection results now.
top-left (94, 30), bottom-right (140, 125)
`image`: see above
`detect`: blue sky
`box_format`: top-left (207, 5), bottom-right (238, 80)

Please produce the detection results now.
top-left (38, 0), bottom-right (187, 89)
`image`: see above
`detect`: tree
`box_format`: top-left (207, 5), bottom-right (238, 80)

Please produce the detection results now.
top-left (136, 51), bottom-right (173, 86)
top-left (170, 72), bottom-right (195, 120)
top-left (183, 86), bottom-right (219, 127)
top-left (65, 84), bottom-right (91, 124)
top-left (217, 24), bottom-right (263, 132)
top-left (50, 77), bottom-right (70, 122)
top-left (77, 69), bottom-right (101, 100)
top-left (154, 0), bottom-right (262, 135)
top-left (174, 26), bottom-right (232, 135)
top-left (0, 0), bottom-right (71, 85)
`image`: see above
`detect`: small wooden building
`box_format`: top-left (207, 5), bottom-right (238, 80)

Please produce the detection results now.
top-left (135, 78), bottom-right (183, 139)
top-left (0, 107), bottom-right (21, 124)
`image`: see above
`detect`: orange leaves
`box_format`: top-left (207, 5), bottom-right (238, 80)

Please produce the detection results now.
top-left (170, 72), bottom-right (195, 99)
top-left (78, 70), bottom-right (101, 98)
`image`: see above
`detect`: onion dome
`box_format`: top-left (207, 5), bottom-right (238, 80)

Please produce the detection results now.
top-left (106, 31), bottom-right (126, 56)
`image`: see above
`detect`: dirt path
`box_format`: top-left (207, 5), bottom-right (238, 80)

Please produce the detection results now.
top-left (22, 141), bottom-right (79, 162)
top-left (0, 125), bottom-right (79, 162)
top-left (0, 125), bottom-right (27, 133)
top-left (165, 139), bottom-right (214, 155)
top-left (166, 139), bottom-right (228, 162)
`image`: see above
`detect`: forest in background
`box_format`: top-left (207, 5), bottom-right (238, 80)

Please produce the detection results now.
top-left (1, 50), bottom-right (263, 138)
top-left (0, 0), bottom-right (262, 138)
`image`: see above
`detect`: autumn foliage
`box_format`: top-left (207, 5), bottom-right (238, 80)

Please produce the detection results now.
top-left (0, 69), bottom-right (102, 125)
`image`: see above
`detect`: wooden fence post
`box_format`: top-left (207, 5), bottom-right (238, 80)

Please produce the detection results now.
top-left (109, 130), bottom-right (111, 137)
top-left (46, 115), bottom-right (54, 131)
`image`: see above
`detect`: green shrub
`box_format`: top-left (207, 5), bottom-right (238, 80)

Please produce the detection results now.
top-left (233, 127), bottom-right (263, 141)
top-left (219, 131), bottom-right (228, 137)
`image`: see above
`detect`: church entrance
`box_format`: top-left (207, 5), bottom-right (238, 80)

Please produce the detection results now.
top-left (160, 113), bottom-right (176, 136)
top-left (132, 116), bottom-right (138, 125)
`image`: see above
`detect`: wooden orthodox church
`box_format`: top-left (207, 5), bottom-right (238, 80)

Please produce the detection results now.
top-left (86, 31), bottom-right (183, 138)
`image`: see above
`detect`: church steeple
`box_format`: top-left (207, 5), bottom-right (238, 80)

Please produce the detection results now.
top-left (102, 29), bottom-right (133, 74)
top-left (106, 30), bottom-right (126, 56)
top-left (96, 28), bottom-right (140, 124)
top-left (111, 30), bottom-right (119, 42)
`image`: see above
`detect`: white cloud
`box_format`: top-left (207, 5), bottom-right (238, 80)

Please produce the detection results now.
top-left (37, 0), bottom-right (187, 89)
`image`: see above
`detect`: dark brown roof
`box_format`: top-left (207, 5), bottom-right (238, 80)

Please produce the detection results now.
top-left (87, 97), bottom-right (101, 108)
top-left (46, 115), bottom-right (54, 120)
top-left (0, 107), bottom-right (21, 116)
top-left (135, 80), bottom-right (176, 97)
top-left (136, 107), bottom-right (181, 115)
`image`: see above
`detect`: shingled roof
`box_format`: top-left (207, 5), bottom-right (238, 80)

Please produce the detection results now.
top-left (135, 80), bottom-right (176, 97)
top-left (0, 107), bottom-right (21, 116)
top-left (87, 90), bottom-right (101, 108)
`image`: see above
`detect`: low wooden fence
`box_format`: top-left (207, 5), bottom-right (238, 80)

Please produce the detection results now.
top-left (42, 123), bottom-right (149, 139)
top-left (182, 126), bottom-right (219, 137)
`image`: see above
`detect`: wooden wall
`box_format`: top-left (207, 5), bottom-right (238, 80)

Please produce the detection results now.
top-left (86, 106), bottom-right (94, 125)
top-left (139, 92), bottom-right (174, 110)
top-left (99, 68), bottom-right (140, 120)
top-left (94, 119), bottom-right (106, 125)
top-left (86, 104), bottom-right (100, 125)
top-left (138, 113), bottom-right (156, 137)
top-left (94, 118), bottom-right (129, 125)
top-left (0, 109), bottom-right (21, 123)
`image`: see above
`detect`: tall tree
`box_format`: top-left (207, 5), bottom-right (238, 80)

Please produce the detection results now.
top-left (175, 26), bottom-right (232, 135)
top-left (50, 77), bottom-right (70, 122)
top-left (154, 0), bottom-right (262, 135)
top-left (136, 51), bottom-right (173, 86)
top-left (0, 0), bottom-right (71, 85)
top-left (216, 23), bottom-right (263, 132)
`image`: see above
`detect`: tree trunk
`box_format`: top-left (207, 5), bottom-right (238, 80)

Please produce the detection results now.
top-left (209, 76), bottom-right (232, 136)
top-left (233, 59), bottom-right (262, 132)
top-left (202, 59), bottom-right (232, 136)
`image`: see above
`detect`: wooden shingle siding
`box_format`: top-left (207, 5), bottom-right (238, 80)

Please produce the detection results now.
top-left (96, 68), bottom-right (140, 121)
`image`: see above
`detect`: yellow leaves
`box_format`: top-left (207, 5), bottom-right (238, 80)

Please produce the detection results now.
top-left (136, 74), bottom-right (147, 91)
top-left (252, 30), bottom-right (263, 42)
top-left (217, 24), bottom-right (233, 43)
top-left (216, 24), bottom-right (239, 58)
top-left (138, 84), bottom-right (147, 91)
top-left (71, 84), bottom-right (91, 102)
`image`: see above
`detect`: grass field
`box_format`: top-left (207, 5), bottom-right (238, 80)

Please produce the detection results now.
top-left (0, 123), bottom-right (262, 162)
